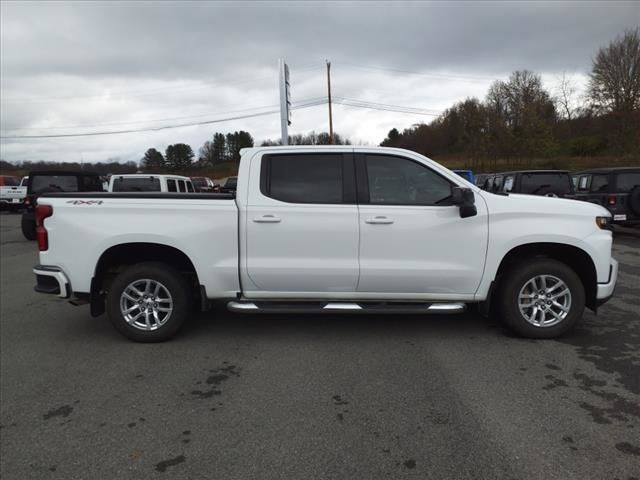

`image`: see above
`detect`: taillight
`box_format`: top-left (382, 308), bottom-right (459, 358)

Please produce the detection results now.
top-left (36, 204), bottom-right (53, 251)
top-left (607, 196), bottom-right (616, 206)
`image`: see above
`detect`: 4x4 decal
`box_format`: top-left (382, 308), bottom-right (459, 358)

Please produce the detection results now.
top-left (66, 200), bottom-right (103, 205)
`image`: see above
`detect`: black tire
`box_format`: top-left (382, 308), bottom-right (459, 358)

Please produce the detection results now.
top-left (497, 258), bottom-right (585, 339)
top-left (21, 213), bottom-right (36, 241)
top-left (106, 262), bottom-right (192, 342)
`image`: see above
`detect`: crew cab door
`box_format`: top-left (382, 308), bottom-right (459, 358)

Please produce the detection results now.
top-left (356, 153), bottom-right (488, 297)
top-left (242, 151), bottom-right (359, 295)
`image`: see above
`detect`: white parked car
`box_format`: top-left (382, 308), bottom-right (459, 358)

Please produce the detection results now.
top-left (108, 174), bottom-right (195, 193)
top-left (32, 146), bottom-right (617, 342)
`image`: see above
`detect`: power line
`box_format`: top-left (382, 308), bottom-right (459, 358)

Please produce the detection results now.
top-left (0, 96), bottom-right (329, 131)
top-left (334, 62), bottom-right (499, 83)
top-left (333, 97), bottom-right (442, 116)
top-left (0, 99), bottom-right (327, 140)
top-left (1, 63), bottom-right (324, 105)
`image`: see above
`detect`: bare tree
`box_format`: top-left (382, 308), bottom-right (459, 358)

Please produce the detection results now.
top-left (554, 72), bottom-right (579, 120)
top-left (588, 28), bottom-right (640, 114)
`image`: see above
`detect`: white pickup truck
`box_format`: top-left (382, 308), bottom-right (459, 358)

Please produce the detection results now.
top-left (32, 146), bottom-right (618, 342)
top-left (0, 175), bottom-right (27, 211)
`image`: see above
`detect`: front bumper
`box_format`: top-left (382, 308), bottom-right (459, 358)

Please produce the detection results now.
top-left (33, 265), bottom-right (71, 298)
top-left (596, 258), bottom-right (618, 304)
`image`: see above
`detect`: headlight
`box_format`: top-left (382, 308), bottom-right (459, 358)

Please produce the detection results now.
top-left (596, 216), bottom-right (612, 230)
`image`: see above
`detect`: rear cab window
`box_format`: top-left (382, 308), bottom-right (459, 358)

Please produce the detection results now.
top-left (112, 177), bottom-right (161, 192)
top-left (31, 175), bottom-right (79, 194)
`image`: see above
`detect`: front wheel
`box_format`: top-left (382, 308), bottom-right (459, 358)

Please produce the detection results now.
top-left (106, 262), bottom-right (191, 342)
top-left (497, 259), bottom-right (585, 339)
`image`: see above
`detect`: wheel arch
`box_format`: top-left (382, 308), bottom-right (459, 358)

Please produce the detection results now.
top-left (493, 242), bottom-right (598, 311)
top-left (90, 242), bottom-right (202, 316)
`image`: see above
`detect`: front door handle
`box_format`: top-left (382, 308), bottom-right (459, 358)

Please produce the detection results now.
top-left (365, 216), bottom-right (394, 225)
top-left (253, 215), bottom-right (281, 223)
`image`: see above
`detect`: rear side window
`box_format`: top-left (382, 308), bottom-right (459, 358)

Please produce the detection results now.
top-left (167, 179), bottom-right (177, 192)
top-left (31, 175), bottom-right (79, 194)
top-left (520, 173), bottom-right (572, 195)
top-left (614, 173), bottom-right (640, 192)
top-left (578, 175), bottom-right (590, 191)
top-left (364, 155), bottom-right (452, 205)
top-left (590, 174), bottom-right (609, 193)
top-left (112, 177), bottom-right (161, 192)
top-left (261, 154), bottom-right (344, 204)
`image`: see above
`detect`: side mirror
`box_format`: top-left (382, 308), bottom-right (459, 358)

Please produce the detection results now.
top-left (451, 187), bottom-right (477, 218)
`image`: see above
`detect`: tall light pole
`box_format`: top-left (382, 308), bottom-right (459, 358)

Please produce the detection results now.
top-left (279, 58), bottom-right (291, 145)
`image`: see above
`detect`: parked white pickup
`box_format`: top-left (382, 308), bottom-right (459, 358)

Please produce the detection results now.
top-left (0, 175), bottom-right (26, 211)
top-left (33, 146), bottom-right (617, 342)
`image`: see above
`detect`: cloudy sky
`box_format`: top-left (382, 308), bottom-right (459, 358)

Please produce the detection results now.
top-left (1, 1), bottom-right (638, 164)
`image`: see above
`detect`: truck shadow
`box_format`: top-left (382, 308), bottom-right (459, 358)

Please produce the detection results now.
top-left (177, 307), bottom-right (513, 342)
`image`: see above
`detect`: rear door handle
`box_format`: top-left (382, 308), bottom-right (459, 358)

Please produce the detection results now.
top-left (253, 215), bottom-right (281, 223)
top-left (365, 216), bottom-right (394, 225)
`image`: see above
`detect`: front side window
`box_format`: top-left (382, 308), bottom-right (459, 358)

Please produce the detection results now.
top-left (178, 180), bottom-right (186, 192)
top-left (186, 181), bottom-right (195, 192)
top-left (262, 154), bottom-right (344, 204)
top-left (614, 172), bottom-right (640, 192)
top-left (365, 155), bottom-right (452, 205)
top-left (167, 179), bottom-right (177, 192)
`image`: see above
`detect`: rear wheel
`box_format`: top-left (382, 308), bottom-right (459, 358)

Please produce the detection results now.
top-left (21, 213), bottom-right (36, 241)
top-left (497, 259), bottom-right (585, 339)
top-left (106, 262), bottom-right (191, 342)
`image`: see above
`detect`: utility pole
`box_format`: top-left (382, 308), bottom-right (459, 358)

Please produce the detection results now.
top-left (326, 60), bottom-right (334, 144)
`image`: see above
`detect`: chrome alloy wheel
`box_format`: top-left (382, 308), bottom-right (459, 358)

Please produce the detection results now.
top-left (517, 274), bottom-right (572, 327)
top-left (119, 279), bottom-right (173, 331)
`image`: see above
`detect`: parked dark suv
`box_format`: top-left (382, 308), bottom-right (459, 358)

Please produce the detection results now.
top-left (572, 167), bottom-right (640, 226)
top-left (21, 170), bottom-right (105, 240)
top-left (487, 170), bottom-right (574, 197)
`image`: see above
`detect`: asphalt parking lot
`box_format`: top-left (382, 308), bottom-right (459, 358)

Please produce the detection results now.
top-left (0, 212), bottom-right (638, 480)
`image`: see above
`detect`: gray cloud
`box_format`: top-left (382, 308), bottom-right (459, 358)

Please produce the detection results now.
top-left (1, 0), bottom-right (638, 163)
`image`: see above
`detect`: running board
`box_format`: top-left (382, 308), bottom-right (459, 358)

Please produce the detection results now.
top-left (227, 301), bottom-right (466, 315)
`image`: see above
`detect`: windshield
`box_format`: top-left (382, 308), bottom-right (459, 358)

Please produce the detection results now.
top-left (520, 173), bottom-right (572, 195)
top-left (1, 176), bottom-right (20, 186)
top-left (112, 177), bottom-right (161, 192)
